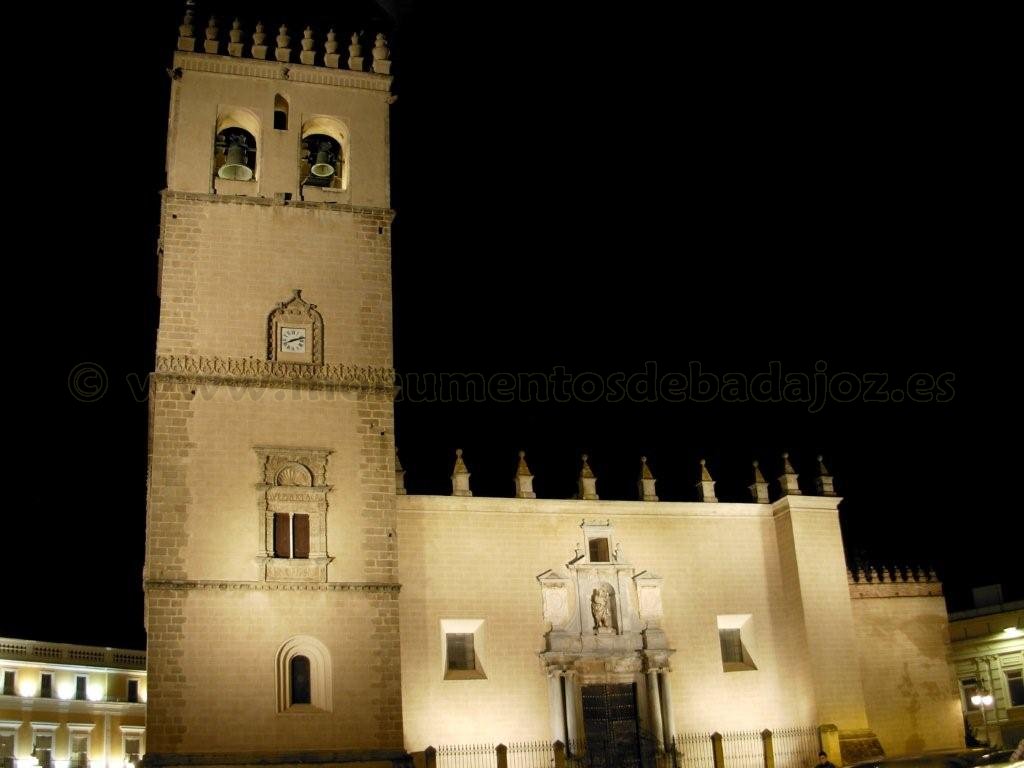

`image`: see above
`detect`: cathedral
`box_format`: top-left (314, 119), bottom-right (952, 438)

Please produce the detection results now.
top-left (142, 11), bottom-right (965, 768)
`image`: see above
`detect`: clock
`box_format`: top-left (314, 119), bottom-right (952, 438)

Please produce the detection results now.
top-left (280, 327), bottom-right (307, 353)
top-left (267, 290), bottom-right (322, 364)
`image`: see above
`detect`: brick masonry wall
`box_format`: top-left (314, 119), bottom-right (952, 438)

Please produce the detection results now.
top-left (145, 586), bottom-right (402, 753)
top-left (156, 194), bottom-right (392, 368)
top-left (145, 384), bottom-right (396, 584)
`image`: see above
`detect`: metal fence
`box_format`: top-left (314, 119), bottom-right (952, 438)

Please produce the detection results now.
top-left (436, 743), bottom-right (498, 768)
top-left (773, 726), bottom-right (821, 768)
top-left (675, 732), bottom-right (716, 768)
top-left (428, 726), bottom-right (821, 768)
top-left (507, 741), bottom-right (557, 768)
top-left (721, 730), bottom-right (765, 768)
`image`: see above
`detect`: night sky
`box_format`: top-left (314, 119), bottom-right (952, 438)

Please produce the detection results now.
top-left (6, 3), bottom-right (1016, 651)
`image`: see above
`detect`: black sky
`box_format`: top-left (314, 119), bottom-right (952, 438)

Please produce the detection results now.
top-left (5, 3), bottom-right (1017, 651)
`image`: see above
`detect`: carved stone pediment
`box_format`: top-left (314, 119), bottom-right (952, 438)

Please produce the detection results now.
top-left (538, 528), bottom-right (674, 677)
top-left (256, 446), bottom-right (331, 487)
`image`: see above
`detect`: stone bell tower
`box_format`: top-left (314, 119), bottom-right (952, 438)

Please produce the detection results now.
top-left (144, 11), bottom-right (403, 767)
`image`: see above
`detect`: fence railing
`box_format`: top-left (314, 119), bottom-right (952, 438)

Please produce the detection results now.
top-left (773, 726), bottom-right (821, 768)
top-left (720, 730), bottom-right (766, 768)
top-left (417, 726), bottom-right (824, 768)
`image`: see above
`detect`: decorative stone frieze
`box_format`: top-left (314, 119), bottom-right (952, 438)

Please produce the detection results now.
top-left (154, 355), bottom-right (395, 392)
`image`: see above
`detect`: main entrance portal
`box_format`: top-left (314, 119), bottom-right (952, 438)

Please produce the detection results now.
top-left (580, 683), bottom-right (643, 767)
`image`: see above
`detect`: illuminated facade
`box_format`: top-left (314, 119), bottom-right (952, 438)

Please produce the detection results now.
top-left (0, 638), bottom-right (145, 768)
top-left (949, 599), bottom-right (1024, 748)
top-left (143, 12), bottom-right (965, 768)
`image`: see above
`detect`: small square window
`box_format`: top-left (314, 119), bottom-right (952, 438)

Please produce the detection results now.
top-left (441, 619), bottom-right (486, 680)
top-left (446, 634), bottom-right (475, 672)
top-left (589, 538), bottom-right (610, 562)
top-left (720, 629), bottom-right (743, 664)
top-left (717, 614), bottom-right (757, 672)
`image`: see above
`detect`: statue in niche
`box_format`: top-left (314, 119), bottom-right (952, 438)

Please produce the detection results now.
top-left (592, 584), bottom-right (613, 631)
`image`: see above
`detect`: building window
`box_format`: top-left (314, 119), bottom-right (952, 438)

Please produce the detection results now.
top-left (446, 634), bottom-right (475, 672)
top-left (1, 670), bottom-right (14, 696)
top-left (717, 614), bottom-right (758, 672)
top-left (120, 725), bottom-right (145, 767)
top-left (1, 733), bottom-right (15, 768)
top-left (1007, 669), bottom-right (1024, 707)
top-left (441, 619), bottom-right (486, 681)
top-left (273, 513), bottom-right (310, 559)
top-left (75, 676), bottom-right (87, 701)
top-left (70, 734), bottom-right (88, 768)
top-left (256, 446), bottom-right (331, 583)
top-left (290, 656), bottom-right (311, 705)
top-left (67, 724), bottom-right (94, 768)
top-left (127, 679), bottom-right (139, 703)
top-left (273, 94), bottom-right (289, 131)
top-left (720, 629), bottom-right (743, 664)
top-left (124, 738), bottom-right (141, 765)
top-left (589, 538), bottom-right (610, 563)
top-left (40, 673), bottom-right (52, 698)
top-left (275, 636), bottom-right (332, 713)
top-left (33, 733), bottom-right (53, 768)
top-left (961, 678), bottom-right (980, 711)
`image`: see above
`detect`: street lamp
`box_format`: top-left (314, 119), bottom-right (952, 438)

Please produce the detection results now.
top-left (970, 687), bottom-right (994, 744)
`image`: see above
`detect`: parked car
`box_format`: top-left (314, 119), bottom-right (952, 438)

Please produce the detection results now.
top-left (847, 748), bottom-right (1018, 768)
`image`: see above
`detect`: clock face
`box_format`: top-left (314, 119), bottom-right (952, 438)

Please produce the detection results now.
top-left (280, 327), bottom-right (307, 353)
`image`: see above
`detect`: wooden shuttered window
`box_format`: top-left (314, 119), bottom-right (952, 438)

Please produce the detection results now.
top-left (293, 514), bottom-right (310, 559)
top-left (274, 513), bottom-right (291, 558)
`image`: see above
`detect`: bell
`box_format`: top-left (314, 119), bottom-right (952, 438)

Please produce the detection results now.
top-left (310, 142), bottom-right (336, 178)
top-left (218, 137), bottom-right (253, 181)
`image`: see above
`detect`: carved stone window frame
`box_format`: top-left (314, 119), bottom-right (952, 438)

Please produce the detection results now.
top-left (581, 520), bottom-right (616, 564)
top-left (254, 446), bottom-right (333, 583)
top-left (267, 289), bottom-right (324, 365)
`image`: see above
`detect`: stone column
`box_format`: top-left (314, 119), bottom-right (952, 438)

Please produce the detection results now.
top-left (563, 672), bottom-right (580, 751)
top-left (548, 673), bottom-right (567, 745)
top-left (647, 670), bottom-right (665, 752)
top-left (660, 671), bottom-right (677, 753)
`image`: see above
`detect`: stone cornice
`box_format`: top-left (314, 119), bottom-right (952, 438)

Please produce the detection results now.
top-left (0, 696), bottom-right (146, 714)
top-left (145, 749), bottom-right (408, 767)
top-left (174, 51), bottom-right (393, 95)
top-left (398, 494), bottom-right (772, 518)
top-left (144, 579), bottom-right (400, 593)
top-left (848, 581), bottom-right (943, 599)
top-left (154, 356), bottom-right (395, 393)
top-left (161, 189), bottom-right (395, 220)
